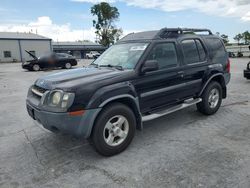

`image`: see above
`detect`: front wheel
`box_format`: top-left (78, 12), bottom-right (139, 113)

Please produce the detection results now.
top-left (91, 103), bottom-right (136, 156)
top-left (197, 81), bottom-right (222, 115)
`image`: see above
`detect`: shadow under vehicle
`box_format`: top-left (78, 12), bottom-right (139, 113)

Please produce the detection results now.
top-left (22, 51), bottom-right (78, 71)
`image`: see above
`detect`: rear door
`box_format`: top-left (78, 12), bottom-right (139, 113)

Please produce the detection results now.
top-left (178, 38), bottom-right (209, 97)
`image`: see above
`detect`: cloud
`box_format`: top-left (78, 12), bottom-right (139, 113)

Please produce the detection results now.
top-left (72, 0), bottom-right (250, 21)
top-left (0, 16), bottom-right (138, 42)
top-left (241, 12), bottom-right (250, 22)
top-left (0, 16), bottom-right (97, 42)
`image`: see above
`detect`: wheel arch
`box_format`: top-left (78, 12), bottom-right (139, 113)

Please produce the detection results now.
top-left (90, 95), bottom-right (142, 138)
top-left (199, 73), bottom-right (227, 98)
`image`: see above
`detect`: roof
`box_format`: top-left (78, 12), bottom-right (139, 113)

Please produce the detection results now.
top-left (119, 30), bottom-right (159, 42)
top-left (0, 32), bottom-right (51, 40)
top-left (118, 28), bottom-right (214, 43)
top-left (52, 41), bottom-right (100, 46)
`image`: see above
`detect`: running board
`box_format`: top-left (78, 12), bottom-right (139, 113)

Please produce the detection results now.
top-left (142, 98), bottom-right (202, 122)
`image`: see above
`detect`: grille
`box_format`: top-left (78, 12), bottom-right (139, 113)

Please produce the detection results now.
top-left (31, 85), bottom-right (47, 98)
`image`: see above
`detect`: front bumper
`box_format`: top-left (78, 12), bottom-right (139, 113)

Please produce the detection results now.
top-left (26, 101), bottom-right (101, 138)
top-left (22, 63), bottom-right (31, 69)
top-left (244, 63), bottom-right (250, 79)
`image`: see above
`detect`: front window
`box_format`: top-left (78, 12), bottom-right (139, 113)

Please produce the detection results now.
top-left (93, 43), bottom-right (149, 69)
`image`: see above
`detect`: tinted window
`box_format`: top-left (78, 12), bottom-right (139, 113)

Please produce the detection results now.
top-left (57, 53), bottom-right (66, 58)
top-left (181, 40), bottom-right (200, 64)
top-left (206, 38), bottom-right (225, 59)
top-left (195, 40), bottom-right (206, 61)
top-left (147, 43), bottom-right (178, 69)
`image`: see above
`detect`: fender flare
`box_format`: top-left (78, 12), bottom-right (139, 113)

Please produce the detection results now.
top-left (198, 73), bottom-right (226, 97)
top-left (98, 94), bottom-right (143, 130)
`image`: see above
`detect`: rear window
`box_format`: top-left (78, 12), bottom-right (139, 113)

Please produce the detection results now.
top-left (181, 40), bottom-right (200, 64)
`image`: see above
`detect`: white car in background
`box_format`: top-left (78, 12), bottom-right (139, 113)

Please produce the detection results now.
top-left (86, 51), bottom-right (101, 59)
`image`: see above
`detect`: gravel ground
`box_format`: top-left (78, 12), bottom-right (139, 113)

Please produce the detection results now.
top-left (0, 58), bottom-right (250, 188)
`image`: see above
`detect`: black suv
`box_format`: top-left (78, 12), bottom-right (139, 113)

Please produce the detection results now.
top-left (26, 28), bottom-right (230, 156)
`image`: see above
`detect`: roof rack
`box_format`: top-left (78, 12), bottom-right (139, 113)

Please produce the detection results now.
top-left (156, 28), bottom-right (213, 39)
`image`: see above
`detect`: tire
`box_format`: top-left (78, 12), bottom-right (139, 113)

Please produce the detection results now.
top-left (64, 62), bottom-right (72, 69)
top-left (32, 64), bottom-right (40, 71)
top-left (197, 81), bottom-right (222, 115)
top-left (91, 103), bottom-right (136, 156)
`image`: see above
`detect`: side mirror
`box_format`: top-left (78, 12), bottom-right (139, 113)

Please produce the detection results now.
top-left (141, 60), bottom-right (159, 73)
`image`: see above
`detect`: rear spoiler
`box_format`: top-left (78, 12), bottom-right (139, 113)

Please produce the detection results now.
top-left (25, 50), bottom-right (38, 60)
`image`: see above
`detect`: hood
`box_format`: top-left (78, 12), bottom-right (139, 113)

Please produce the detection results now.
top-left (25, 50), bottom-right (38, 60)
top-left (35, 67), bottom-right (132, 91)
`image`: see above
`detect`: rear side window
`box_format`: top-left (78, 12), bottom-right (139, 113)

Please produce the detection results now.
top-left (146, 43), bottom-right (178, 69)
top-left (207, 38), bottom-right (226, 58)
top-left (205, 38), bottom-right (226, 64)
top-left (181, 40), bottom-right (200, 64)
top-left (195, 40), bottom-right (206, 61)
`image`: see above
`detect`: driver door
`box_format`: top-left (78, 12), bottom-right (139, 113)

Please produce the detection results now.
top-left (133, 41), bottom-right (186, 113)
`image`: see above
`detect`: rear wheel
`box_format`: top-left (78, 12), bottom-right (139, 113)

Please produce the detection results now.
top-left (91, 103), bottom-right (136, 156)
top-left (197, 81), bottom-right (222, 115)
top-left (65, 62), bottom-right (72, 69)
top-left (32, 64), bottom-right (40, 71)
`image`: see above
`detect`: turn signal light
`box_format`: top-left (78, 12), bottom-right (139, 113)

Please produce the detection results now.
top-left (68, 110), bottom-right (85, 116)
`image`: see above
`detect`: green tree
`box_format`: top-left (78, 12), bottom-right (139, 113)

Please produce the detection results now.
top-left (91, 2), bottom-right (122, 47)
top-left (233, 33), bottom-right (243, 45)
top-left (220, 34), bottom-right (229, 44)
top-left (242, 31), bottom-right (250, 44)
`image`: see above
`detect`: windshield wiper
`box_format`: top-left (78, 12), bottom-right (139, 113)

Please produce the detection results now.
top-left (89, 62), bottom-right (99, 68)
top-left (99, 64), bottom-right (124, 70)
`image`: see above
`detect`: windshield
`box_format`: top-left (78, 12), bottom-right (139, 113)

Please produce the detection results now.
top-left (92, 43), bottom-right (149, 69)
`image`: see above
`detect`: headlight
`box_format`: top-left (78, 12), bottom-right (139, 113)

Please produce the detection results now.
top-left (51, 91), bottom-right (62, 105)
top-left (42, 90), bottom-right (75, 110)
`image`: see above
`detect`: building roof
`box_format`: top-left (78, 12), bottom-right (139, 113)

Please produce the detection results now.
top-left (0, 32), bottom-right (51, 40)
top-left (52, 41), bottom-right (100, 46)
top-left (52, 41), bottom-right (106, 51)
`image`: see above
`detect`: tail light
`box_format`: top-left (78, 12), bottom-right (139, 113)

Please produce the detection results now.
top-left (226, 59), bottom-right (230, 73)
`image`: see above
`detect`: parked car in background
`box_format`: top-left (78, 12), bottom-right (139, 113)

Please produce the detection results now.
top-left (22, 51), bottom-right (77, 71)
top-left (26, 28), bottom-right (230, 156)
top-left (244, 62), bottom-right (250, 79)
top-left (228, 51), bottom-right (236, 58)
top-left (86, 51), bottom-right (100, 59)
top-left (237, 51), bottom-right (244, 57)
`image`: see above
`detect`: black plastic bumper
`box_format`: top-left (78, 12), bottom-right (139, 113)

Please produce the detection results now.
top-left (244, 62), bottom-right (250, 79)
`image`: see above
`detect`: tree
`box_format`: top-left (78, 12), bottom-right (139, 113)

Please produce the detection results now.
top-left (233, 33), bottom-right (243, 45)
top-left (242, 31), bottom-right (250, 44)
top-left (220, 34), bottom-right (229, 44)
top-left (91, 2), bottom-right (122, 47)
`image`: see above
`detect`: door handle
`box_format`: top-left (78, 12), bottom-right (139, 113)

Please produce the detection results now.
top-left (177, 71), bottom-right (184, 78)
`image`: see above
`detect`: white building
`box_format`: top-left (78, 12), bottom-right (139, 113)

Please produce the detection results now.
top-left (0, 32), bottom-right (52, 63)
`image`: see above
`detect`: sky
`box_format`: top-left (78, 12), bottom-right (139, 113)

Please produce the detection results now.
top-left (0, 0), bottom-right (250, 42)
